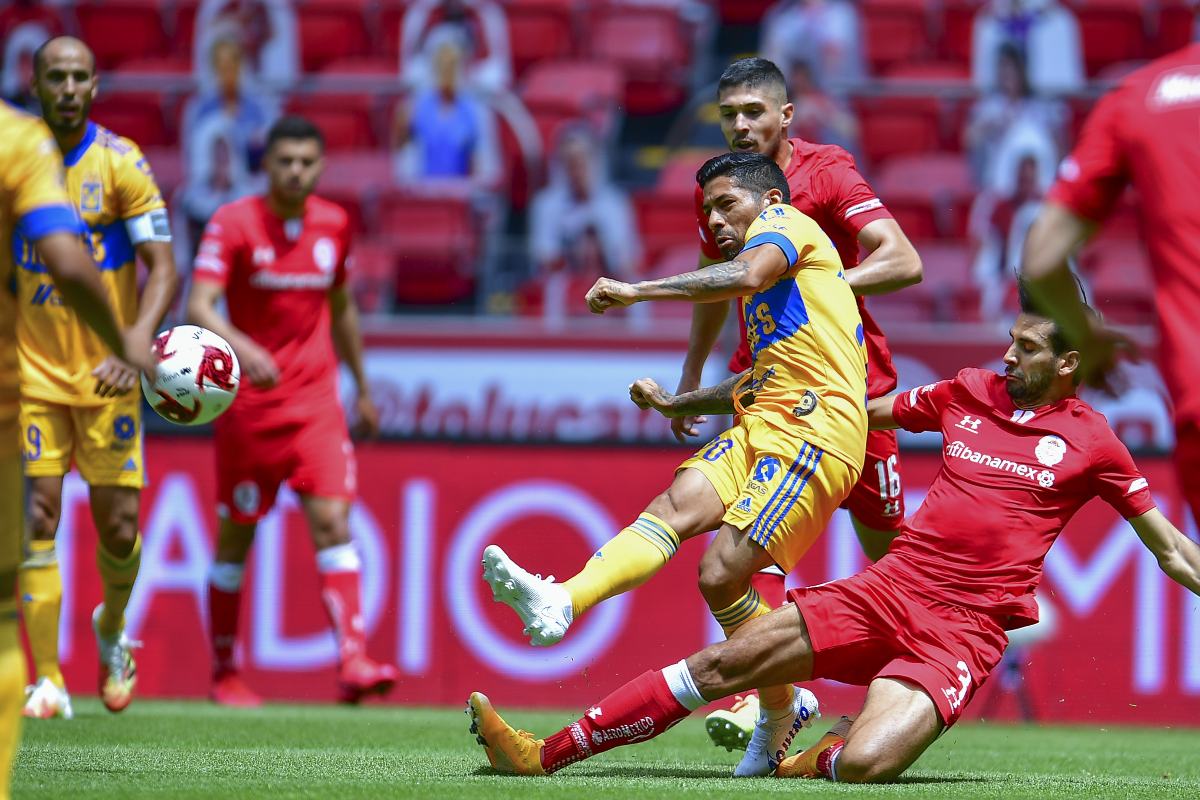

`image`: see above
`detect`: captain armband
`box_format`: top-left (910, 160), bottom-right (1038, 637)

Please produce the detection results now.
top-left (125, 208), bottom-right (172, 244)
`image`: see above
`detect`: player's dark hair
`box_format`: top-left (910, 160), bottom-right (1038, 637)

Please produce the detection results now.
top-left (717, 57), bottom-right (788, 102)
top-left (696, 152), bottom-right (791, 204)
top-left (1016, 272), bottom-right (1096, 357)
top-left (266, 115), bottom-right (325, 153)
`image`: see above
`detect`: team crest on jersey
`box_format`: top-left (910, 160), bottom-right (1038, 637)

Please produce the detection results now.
top-left (80, 181), bottom-right (103, 213)
top-left (313, 237), bottom-right (337, 273)
top-left (233, 481), bottom-right (261, 515)
top-left (792, 390), bottom-right (818, 418)
top-left (1035, 435), bottom-right (1067, 467)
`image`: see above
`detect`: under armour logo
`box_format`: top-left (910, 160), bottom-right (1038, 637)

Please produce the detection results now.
top-left (586, 706), bottom-right (602, 720)
top-left (955, 415), bottom-right (982, 434)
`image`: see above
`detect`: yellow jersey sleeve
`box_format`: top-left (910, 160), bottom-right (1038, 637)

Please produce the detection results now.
top-left (741, 204), bottom-right (839, 275)
top-left (111, 136), bottom-right (166, 220)
top-left (6, 119), bottom-right (79, 240)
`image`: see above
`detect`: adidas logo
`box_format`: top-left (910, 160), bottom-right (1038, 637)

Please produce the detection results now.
top-left (122, 458), bottom-right (137, 471)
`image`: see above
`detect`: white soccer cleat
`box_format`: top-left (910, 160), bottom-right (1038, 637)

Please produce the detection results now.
top-left (23, 677), bottom-right (74, 720)
top-left (732, 687), bottom-right (820, 777)
top-left (93, 604), bottom-right (140, 713)
top-left (706, 693), bottom-right (760, 752)
top-left (481, 545), bottom-right (573, 647)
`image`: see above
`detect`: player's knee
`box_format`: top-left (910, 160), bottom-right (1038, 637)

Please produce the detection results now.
top-left (308, 514), bottom-right (349, 550)
top-left (98, 507), bottom-right (140, 557)
top-left (684, 644), bottom-right (739, 697)
top-left (696, 551), bottom-right (747, 611)
top-left (836, 739), bottom-right (904, 784)
top-left (28, 494), bottom-right (61, 538)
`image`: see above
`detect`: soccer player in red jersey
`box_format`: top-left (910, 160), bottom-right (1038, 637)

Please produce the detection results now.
top-left (466, 282), bottom-right (1200, 782)
top-left (1022, 43), bottom-right (1200, 531)
top-left (187, 116), bottom-right (397, 707)
top-left (679, 58), bottom-right (922, 567)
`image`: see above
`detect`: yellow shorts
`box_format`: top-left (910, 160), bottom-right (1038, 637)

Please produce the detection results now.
top-left (0, 414), bottom-right (22, 603)
top-left (19, 396), bottom-right (144, 488)
top-left (679, 414), bottom-right (859, 573)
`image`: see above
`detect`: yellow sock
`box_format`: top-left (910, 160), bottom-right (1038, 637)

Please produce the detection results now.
top-left (0, 614), bottom-right (24, 800)
top-left (712, 587), bottom-right (795, 711)
top-left (96, 535), bottom-right (141, 638)
top-left (561, 513), bottom-right (680, 618)
top-left (19, 541), bottom-right (64, 688)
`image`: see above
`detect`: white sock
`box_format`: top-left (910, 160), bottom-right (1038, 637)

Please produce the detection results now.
top-left (828, 747), bottom-right (842, 782)
top-left (661, 660), bottom-right (706, 711)
top-left (315, 542), bottom-right (361, 573)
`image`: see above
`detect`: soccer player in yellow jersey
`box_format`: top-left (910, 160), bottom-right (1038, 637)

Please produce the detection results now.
top-left (0, 101), bottom-right (153, 800)
top-left (482, 152), bottom-right (867, 776)
top-left (14, 37), bottom-right (179, 719)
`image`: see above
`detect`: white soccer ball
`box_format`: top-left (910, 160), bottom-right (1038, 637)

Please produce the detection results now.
top-left (141, 325), bottom-right (240, 426)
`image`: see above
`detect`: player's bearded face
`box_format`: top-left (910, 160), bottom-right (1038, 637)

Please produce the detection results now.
top-left (701, 176), bottom-right (770, 260)
top-left (33, 46), bottom-right (97, 134)
top-left (1004, 316), bottom-right (1061, 405)
top-left (266, 139), bottom-right (324, 204)
top-left (718, 86), bottom-right (792, 156)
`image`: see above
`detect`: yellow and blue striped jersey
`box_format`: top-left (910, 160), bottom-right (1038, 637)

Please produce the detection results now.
top-left (14, 121), bottom-right (166, 405)
top-left (0, 104), bottom-right (81, 427)
top-left (739, 203), bottom-right (867, 468)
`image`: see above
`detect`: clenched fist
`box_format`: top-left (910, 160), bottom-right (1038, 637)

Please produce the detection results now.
top-left (585, 278), bottom-right (638, 314)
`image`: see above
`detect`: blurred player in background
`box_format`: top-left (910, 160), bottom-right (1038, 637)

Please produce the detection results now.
top-left (484, 152), bottom-right (866, 776)
top-left (1, 100), bottom-right (154, 800)
top-left (187, 116), bottom-right (396, 707)
top-left (1021, 42), bottom-right (1200, 531)
top-left (468, 284), bottom-right (1200, 783)
top-left (670, 56), bottom-right (924, 751)
top-left (15, 37), bottom-right (178, 720)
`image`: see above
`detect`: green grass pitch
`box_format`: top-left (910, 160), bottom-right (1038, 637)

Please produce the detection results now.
top-left (13, 699), bottom-right (1200, 799)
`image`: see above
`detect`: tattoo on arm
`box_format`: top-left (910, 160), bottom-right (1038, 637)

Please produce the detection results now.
top-left (673, 370), bottom-right (753, 415)
top-left (639, 260), bottom-right (752, 301)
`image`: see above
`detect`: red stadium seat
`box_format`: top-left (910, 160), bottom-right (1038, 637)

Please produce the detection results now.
top-left (874, 153), bottom-right (974, 240)
top-left (1068, 1), bottom-right (1150, 76)
top-left (869, 239), bottom-right (977, 323)
top-left (520, 60), bottom-right (623, 139)
top-left (938, 0), bottom-right (978, 65)
top-left (138, 147), bottom-right (184, 198)
top-left (348, 238), bottom-right (396, 313)
top-left (507, 0), bottom-right (576, 78)
top-left (586, 7), bottom-right (690, 115)
top-left (882, 61), bottom-right (971, 84)
top-left (320, 153), bottom-right (394, 197)
top-left (284, 95), bottom-right (377, 150)
top-left (633, 188), bottom-right (702, 266)
top-left (1155, 2), bottom-right (1196, 57)
top-left (717, 0), bottom-right (774, 24)
top-left (862, 0), bottom-right (931, 74)
top-left (298, 0), bottom-right (372, 73)
top-left (1082, 236), bottom-right (1155, 326)
top-left (76, 1), bottom-right (169, 70)
top-left (377, 192), bottom-right (479, 306)
top-left (854, 96), bottom-right (945, 166)
top-left (90, 94), bottom-right (172, 148)
top-left (655, 150), bottom-right (722, 196)
top-left (637, 243), bottom-right (701, 319)
top-left (378, 1), bottom-right (406, 63)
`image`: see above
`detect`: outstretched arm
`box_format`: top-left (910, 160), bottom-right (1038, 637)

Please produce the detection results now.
top-left (866, 394), bottom-right (900, 430)
top-left (586, 245), bottom-right (788, 313)
top-left (1128, 509), bottom-right (1200, 597)
top-left (630, 372), bottom-right (751, 418)
top-left (846, 218), bottom-right (923, 297)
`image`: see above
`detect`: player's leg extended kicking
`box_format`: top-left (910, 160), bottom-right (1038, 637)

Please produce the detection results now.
top-left (483, 417), bottom-right (856, 774)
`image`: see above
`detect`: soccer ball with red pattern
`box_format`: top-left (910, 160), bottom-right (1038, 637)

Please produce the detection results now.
top-left (141, 325), bottom-right (240, 426)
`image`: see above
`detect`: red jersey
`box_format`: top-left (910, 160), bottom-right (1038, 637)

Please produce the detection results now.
top-left (694, 138), bottom-right (897, 397)
top-left (1048, 44), bottom-right (1200, 423)
top-left (886, 368), bottom-right (1155, 629)
top-left (193, 194), bottom-right (351, 420)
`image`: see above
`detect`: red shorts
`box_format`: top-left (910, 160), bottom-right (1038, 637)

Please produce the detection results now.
top-left (787, 561), bottom-right (1007, 727)
top-left (839, 429), bottom-right (904, 531)
top-left (214, 409), bottom-right (356, 523)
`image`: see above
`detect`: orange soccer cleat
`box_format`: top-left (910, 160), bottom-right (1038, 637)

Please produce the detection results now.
top-left (774, 715), bottom-right (853, 779)
top-left (466, 692), bottom-right (546, 776)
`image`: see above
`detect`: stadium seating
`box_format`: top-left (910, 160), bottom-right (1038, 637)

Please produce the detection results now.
top-left (297, 0), bottom-right (372, 73)
top-left (854, 96), bottom-right (946, 167)
top-left (284, 94), bottom-right (378, 150)
top-left (1081, 235), bottom-right (1155, 326)
top-left (377, 191), bottom-right (479, 306)
top-left (76, 1), bottom-right (169, 70)
top-left (519, 60), bottom-right (623, 143)
top-left (507, 0), bottom-right (576, 78)
top-left (1070, 0), bottom-right (1150, 77)
top-left (862, 0), bottom-right (932, 75)
top-left (586, 5), bottom-right (691, 115)
top-left (91, 93), bottom-right (173, 148)
top-left (874, 153), bottom-right (974, 240)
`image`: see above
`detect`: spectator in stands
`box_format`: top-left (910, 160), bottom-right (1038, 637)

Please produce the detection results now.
top-left (787, 61), bottom-right (860, 157)
top-left (964, 44), bottom-right (1064, 191)
top-left (400, 0), bottom-right (511, 94)
top-left (968, 153), bottom-right (1046, 321)
top-left (0, 0), bottom-right (64, 111)
top-left (760, 0), bottom-right (866, 92)
top-left (179, 116), bottom-right (257, 258)
top-left (528, 122), bottom-right (642, 309)
top-left (194, 0), bottom-right (298, 90)
top-left (972, 0), bottom-right (1084, 95)
top-left (183, 36), bottom-right (279, 178)
top-left (391, 30), bottom-right (501, 192)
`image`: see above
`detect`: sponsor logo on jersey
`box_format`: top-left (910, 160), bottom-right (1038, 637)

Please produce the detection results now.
top-left (752, 456), bottom-right (781, 483)
top-left (249, 271), bottom-right (337, 290)
top-left (844, 198), bottom-right (883, 219)
top-left (1035, 435), bottom-right (1067, 467)
top-left (792, 390), bottom-right (818, 418)
top-left (946, 440), bottom-right (1055, 488)
top-left (955, 415), bottom-right (982, 434)
top-left (252, 246), bottom-right (276, 267)
top-left (1150, 68), bottom-right (1200, 109)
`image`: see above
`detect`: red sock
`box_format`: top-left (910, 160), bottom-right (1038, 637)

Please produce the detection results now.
top-left (818, 740), bottom-right (846, 780)
top-left (319, 568), bottom-right (365, 664)
top-left (208, 582), bottom-right (241, 677)
top-left (539, 670), bottom-right (690, 774)
top-left (751, 570), bottom-right (787, 608)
